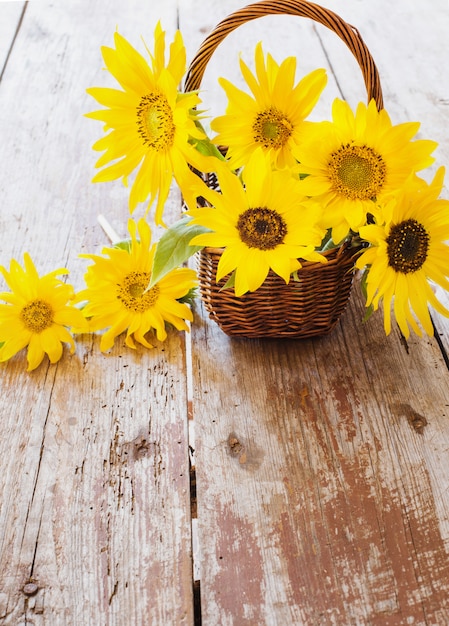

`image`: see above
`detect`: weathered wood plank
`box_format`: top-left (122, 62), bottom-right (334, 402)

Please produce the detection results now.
top-left (191, 283), bottom-right (449, 625)
top-left (0, 1), bottom-right (25, 77)
top-left (432, 287), bottom-right (449, 358)
top-left (0, 1), bottom-right (193, 624)
top-left (1, 0), bottom-right (448, 623)
top-left (187, 0), bottom-right (449, 623)
top-left (0, 336), bottom-right (194, 625)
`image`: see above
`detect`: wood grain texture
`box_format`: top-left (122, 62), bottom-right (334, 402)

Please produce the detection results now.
top-left (191, 282), bottom-right (449, 625)
top-left (0, 1), bottom-right (193, 624)
top-left (0, 338), bottom-right (193, 625)
top-left (0, 2), bottom-right (25, 76)
top-left (1, 0), bottom-right (449, 624)
top-left (187, 0), bottom-right (449, 623)
top-left (433, 288), bottom-right (449, 358)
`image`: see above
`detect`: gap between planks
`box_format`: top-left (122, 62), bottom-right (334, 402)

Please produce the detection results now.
top-left (185, 324), bottom-right (203, 626)
top-left (97, 214), bottom-right (202, 622)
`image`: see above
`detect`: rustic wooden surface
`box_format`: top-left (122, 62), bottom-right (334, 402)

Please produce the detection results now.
top-left (1, 0), bottom-right (449, 624)
top-left (0, 2), bottom-right (193, 625)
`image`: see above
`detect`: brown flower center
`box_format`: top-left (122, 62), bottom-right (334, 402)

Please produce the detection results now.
top-left (253, 108), bottom-right (293, 149)
top-left (136, 92), bottom-right (175, 150)
top-left (328, 144), bottom-right (386, 200)
top-left (117, 271), bottom-right (160, 312)
top-left (386, 218), bottom-right (429, 273)
top-left (237, 207), bottom-right (287, 250)
top-left (21, 299), bottom-right (54, 333)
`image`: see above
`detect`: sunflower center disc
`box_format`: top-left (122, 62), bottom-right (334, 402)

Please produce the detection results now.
top-left (253, 108), bottom-right (293, 149)
top-left (118, 271), bottom-right (160, 312)
top-left (237, 207), bottom-right (287, 250)
top-left (21, 299), bottom-right (54, 333)
top-left (137, 92), bottom-right (176, 150)
top-left (328, 144), bottom-right (386, 200)
top-left (386, 218), bottom-right (429, 273)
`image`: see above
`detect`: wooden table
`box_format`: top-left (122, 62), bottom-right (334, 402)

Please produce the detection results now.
top-left (1, 0), bottom-right (449, 624)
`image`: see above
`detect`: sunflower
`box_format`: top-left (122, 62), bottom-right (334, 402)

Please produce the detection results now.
top-left (86, 23), bottom-right (213, 225)
top-left (210, 42), bottom-right (327, 171)
top-left (76, 218), bottom-right (196, 351)
top-left (0, 254), bottom-right (86, 371)
top-left (356, 168), bottom-right (449, 337)
top-left (294, 98), bottom-right (438, 243)
top-left (188, 150), bottom-right (326, 296)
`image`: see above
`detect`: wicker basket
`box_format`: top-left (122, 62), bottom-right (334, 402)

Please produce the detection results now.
top-left (184, 0), bottom-right (383, 339)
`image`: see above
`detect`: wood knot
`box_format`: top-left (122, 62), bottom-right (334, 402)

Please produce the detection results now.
top-left (133, 437), bottom-right (151, 460)
top-left (397, 403), bottom-right (428, 435)
top-left (409, 415), bottom-right (428, 434)
top-left (226, 432), bottom-right (264, 471)
top-left (22, 582), bottom-right (39, 596)
top-left (228, 434), bottom-right (245, 459)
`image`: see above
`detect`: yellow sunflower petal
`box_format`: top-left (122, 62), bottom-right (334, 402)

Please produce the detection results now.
top-left (79, 218), bottom-right (194, 352)
top-left (0, 332), bottom-right (32, 363)
top-left (26, 335), bottom-right (46, 371)
top-left (296, 97), bottom-right (437, 227)
top-left (211, 43), bottom-right (326, 170)
top-left (360, 171), bottom-right (449, 337)
top-left (87, 27), bottom-right (207, 224)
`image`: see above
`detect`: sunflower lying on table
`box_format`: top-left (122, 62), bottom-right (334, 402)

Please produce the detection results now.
top-left (0, 21), bottom-right (448, 370)
top-left (0, 255), bottom-right (87, 371)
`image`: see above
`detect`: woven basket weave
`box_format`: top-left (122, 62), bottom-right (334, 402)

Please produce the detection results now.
top-left (184, 0), bottom-right (383, 339)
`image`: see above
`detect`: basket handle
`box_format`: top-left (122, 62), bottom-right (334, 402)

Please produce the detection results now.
top-left (184, 0), bottom-right (383, 109)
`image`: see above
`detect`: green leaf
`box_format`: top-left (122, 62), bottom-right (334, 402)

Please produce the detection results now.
top-left (178, 287), bottom-right (198, 305)
top-left (362, 303), bottom-right (375, 323)
top-left (113, 239), bottom-right (132, 253)
top-left (360, 267), bottom-right (369, 299)
top-left (188, 117), bottom-right (226, 161)
top-left (176, 90), bottom-right (200, 101)
top-left (220, 272), bottom-right (236, 291)
top-left (150, 216), bottom-right (210, 287)
top-left (317, 229), bottom-right (339, 252)
top-left (360, 268), bottom-right (375, 323)
top-left (291, 270), bottom-right (300, 282)
top-left (190, 136), bottom-right (226, 161)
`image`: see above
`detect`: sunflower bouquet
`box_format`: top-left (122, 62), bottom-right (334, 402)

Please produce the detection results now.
top-left (79, 14), bottom-right (448, 342)
top-left (80, 10), bottom-right (449, 342)
top-left (1, 3), bottom-right (449, 371)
